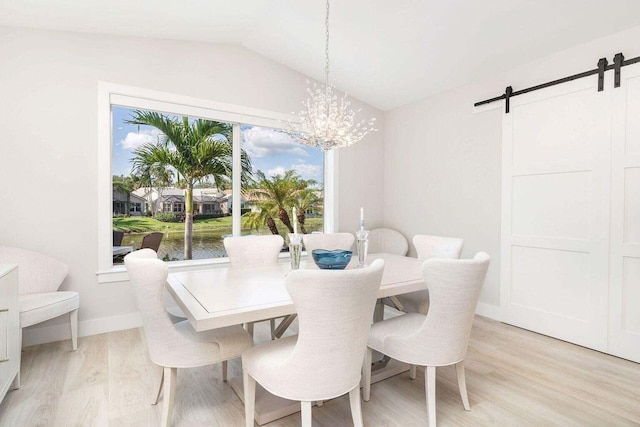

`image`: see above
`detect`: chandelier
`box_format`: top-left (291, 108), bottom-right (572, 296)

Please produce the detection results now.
top-left (286, 0), bottom-right (377, 151)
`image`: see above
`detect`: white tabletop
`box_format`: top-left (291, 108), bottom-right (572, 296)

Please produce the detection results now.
top-left (167, 253), bottom-right (425, 332)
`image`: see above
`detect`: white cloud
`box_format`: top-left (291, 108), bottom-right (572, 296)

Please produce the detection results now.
top-left (242, 127), bottom-right (309, 158)
top-left (292, 163), bottom-right (323, 180)
top-left (266, 166), bottom-right (286, 177)
top-left (262, 164), bottom-right (322, 181)
top-left (120, 128), bottom-right (163, 150)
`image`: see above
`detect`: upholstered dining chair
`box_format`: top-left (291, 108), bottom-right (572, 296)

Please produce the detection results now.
top-left (224, 235), bottom-right (285, 338)
top-left (113, 230), bottom-right (124, 246)
top-left (141, 232), bottom-right (163, 252)
top-left (125, 249), bottom-right (253, 427)
top-left (0, 245), bottom-right (79, 387)
top-left (224, 234), bottom-right (284, 268)
top-left (242, 259), bottom-right (385, 427)
top-left (363, 252), bottom-right (490, 427)
top-left (386, 235), bottom-right (464, 315)
top-left (367, 228), bottom-right (409, 256)
top-left (302, 232), bottom-right (354, 254)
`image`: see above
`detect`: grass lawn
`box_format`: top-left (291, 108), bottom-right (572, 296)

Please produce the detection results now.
top-left (113, 216), bottom-right (233, 233)
top-left (113, 216), bottom-right (323, 234)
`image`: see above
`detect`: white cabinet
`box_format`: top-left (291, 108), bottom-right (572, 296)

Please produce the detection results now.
top-left (0, 264), bottom-right (19, 402)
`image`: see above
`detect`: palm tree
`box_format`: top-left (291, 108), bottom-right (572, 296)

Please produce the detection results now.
top-left (128, 110), bottom-right (251, 259)
top-left (242, 199), bottom-right (281, 235)
top-left (243, 170), bottom-right (322, 236)
top-left (293, 185), bottom-right (323, 234)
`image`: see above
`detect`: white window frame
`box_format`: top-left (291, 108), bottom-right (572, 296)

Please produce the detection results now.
top-left (98, 82), bottom-right (337, 282)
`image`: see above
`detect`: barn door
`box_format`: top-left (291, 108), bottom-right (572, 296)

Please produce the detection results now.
top-left (500, 76), bottom-right (611, 351)
top-left (609, 61), bottom-right (640, 362)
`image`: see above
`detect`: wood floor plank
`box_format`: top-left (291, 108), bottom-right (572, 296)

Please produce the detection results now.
top-left (1, 315), bottom-right (638, 426)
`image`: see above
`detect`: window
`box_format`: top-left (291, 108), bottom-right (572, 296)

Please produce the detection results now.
top-left (99, 82), bottom-right (335, 280)
top-left (240, 125), bottom-right (324, 237)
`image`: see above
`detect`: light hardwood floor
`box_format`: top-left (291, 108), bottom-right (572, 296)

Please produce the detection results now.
top-left (1, 315), bottom-right (639, 426)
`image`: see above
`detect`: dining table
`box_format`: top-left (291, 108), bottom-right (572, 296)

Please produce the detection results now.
top-left (166, 252), bottom-right (425, 425)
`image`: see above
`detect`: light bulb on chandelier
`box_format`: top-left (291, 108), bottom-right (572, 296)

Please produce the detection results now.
top-left (285, 0), bottom-right (377, 151)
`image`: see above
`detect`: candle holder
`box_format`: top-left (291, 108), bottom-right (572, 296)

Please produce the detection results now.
top-left (356, 229), bottom-right (369, 268)
top-left (288, 233), bottom-right (303, 270)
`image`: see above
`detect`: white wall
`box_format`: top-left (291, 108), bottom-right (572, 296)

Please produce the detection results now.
top-left (0, 26), bottom-right (384, 344)
top-left (383, 25), bottom-right (640, 315)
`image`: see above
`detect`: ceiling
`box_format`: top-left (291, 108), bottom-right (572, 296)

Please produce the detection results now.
top-left (3, 0), bottom-right (640, 110)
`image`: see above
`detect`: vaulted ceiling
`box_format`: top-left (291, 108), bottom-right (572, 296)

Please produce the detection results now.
top-left (3, 0), bottom-right (640, 110)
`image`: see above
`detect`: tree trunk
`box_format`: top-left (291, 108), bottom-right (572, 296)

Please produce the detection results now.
top-left (266, 217), bottom-right (280, 235)
top-left (297, 212), bottom-right (307, 234)
top-left (184, 184), bottom-right (193, 260)
top-left (277, 208), bottom-right (294, 233)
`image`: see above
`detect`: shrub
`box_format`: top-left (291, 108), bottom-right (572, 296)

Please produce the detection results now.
top-left (155, 212), bottom-right (180, 223)
top-left (193, 213), bottom-right (227, 220)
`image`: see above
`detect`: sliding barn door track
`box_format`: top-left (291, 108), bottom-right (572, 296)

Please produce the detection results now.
top-left (474, 52), bottom-right (640, 113)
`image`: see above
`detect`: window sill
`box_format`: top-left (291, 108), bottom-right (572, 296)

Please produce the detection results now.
top-left (97, 257), bottom-right (232, 283)
top-left (97, 252), bottom-right (307, 284)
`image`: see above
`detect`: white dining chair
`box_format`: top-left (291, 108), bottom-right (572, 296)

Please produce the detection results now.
top-left (367, 228), bottom-right (409, 256)
top-left (0, 245), bottom-right (79, 387)
top-left (124, 249), bottom-right (253, 427)
top-left (302, 232), bottom-right (354, 254)
top-left (363, 252), bottom-right (490, 427)
top-left (386, 235), bottom-right (464, 315)
top-left (242, 259), bottom-right (385, 427)
top-left (224, 234), bottom-right (285, 337)
top-left (224, 234), bottom-right (284, 268)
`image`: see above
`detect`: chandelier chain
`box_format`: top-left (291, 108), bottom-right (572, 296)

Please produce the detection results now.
top-left (284, 0), bottom-right (377, 151)
top-left (325, 0), bottom-right (330, 93)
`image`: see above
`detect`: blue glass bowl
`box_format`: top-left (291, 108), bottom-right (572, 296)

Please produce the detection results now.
top-left (311, 249), bottom-right (352, 270)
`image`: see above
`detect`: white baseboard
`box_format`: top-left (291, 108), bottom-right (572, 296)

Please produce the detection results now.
top-left (22, 312), bottom-right (142, 347)
top-left (476, 302), bottom-right (500, 320)
top-left (22, 302), bottom-right (501, 347)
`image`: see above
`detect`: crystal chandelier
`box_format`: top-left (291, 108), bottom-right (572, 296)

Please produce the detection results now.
top-left (286, 0), bottom-right (377, 151)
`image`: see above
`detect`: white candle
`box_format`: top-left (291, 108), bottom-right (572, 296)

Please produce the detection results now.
top-left (292, 207), bottom-right (298, 235)
top-left (360, 207), bottom-right (364, 230)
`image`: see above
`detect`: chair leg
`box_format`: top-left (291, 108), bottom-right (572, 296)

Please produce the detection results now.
top-left (455, 360), bottom-right (471, 410)
top-left (243, 370), bottom-right (256, 427)
top-left (69, 309), bottom-right (78, 351)
top-left (425, 366), bottom-right (436, 427)
top-left (362, 348), bottom-right (372, 401)
top-left (222, 360), bottom-right (228, 382)
top-left (161, 367), bottom-right (177, 427)
top-left (409, 364), bottom-right (417, 380)
top-left (301, 401), bottom-right (312, 427)
top-left (349, 386), bottom-right (364, 427)
top-left (152, 367), bottom-right (164, 405)
top-left (246, 323), bottom-right (254, 338)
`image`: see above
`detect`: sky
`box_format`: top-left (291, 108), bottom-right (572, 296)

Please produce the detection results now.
top-left (111, 106), bottom-right (324, 185)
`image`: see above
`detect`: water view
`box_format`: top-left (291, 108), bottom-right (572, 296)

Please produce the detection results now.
top-left (122, 229), bottom-right (228, 261)
top-left (117, 220), bottom-right (324, 263)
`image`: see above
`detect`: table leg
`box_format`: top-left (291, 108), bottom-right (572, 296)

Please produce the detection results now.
top-left (272, 314), bottom-right (297, 339)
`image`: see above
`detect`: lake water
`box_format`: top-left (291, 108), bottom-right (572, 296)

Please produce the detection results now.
top-left (120, 230), bottom-right (229, 261)
top-left (117, 224), bottom-right (323, 262)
